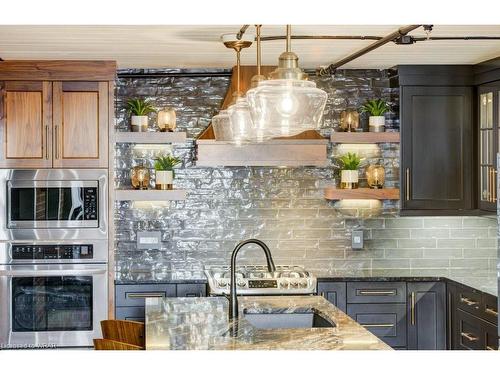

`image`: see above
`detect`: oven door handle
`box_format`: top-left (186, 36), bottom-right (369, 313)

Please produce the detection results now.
top-left (0, 268), bottom-right (107, 277)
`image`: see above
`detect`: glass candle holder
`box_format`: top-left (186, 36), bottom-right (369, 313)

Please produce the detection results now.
top-left (366, 164), bottom-right (385, 189)
top-left (340, 109), bottom-right (360, 132)
top-left (131, 165), bottom-right (150, 190)
top-left (157, 107), bottom-right (176, 132)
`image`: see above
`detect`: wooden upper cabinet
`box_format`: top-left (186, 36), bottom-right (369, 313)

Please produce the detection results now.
top-left (0, 81), bottom-right (53, 168)
top-left (52, 81), bottom-right (108, 168)
top-left (0, 60), bottom-right (115, 169)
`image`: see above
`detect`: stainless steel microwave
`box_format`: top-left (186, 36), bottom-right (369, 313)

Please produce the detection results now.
top-left (0, 170), bottom-right (107, 241)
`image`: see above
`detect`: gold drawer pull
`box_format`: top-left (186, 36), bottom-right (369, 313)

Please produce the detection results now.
top-left (461, 332), bottom-right (479, 342)
top-left (486, 346), bottom-right (497, 351)
top-left (361, 323), bottom-right (395, 328)
top-left (410, 292), bottom-right (416, 325)
top-left (358, 290), bottom-right (396, 296)
top-left (485, 307), bottom-right (498, 317)
top-left (127, 292), bottom-right (165, 299)
top-left (460, 297), bottom-right (479, 306)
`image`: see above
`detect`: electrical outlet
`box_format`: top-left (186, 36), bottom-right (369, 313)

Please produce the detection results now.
top-left (351, 230), bottom-right (364, 250)
top-left (137, 231), bottom-right (162, 249)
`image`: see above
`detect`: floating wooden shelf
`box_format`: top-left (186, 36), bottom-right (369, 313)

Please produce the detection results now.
top-left (115, 189), bottom-right (187, 201)
top-left (324, 187), bottom-right (400, 200)
top-left (330, 132), bottom-right (400, 144)
top-left (114, 132), bottom-right (187, 144)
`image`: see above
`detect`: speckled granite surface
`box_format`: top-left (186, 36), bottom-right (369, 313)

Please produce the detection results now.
top-left (145, 296), bottom-right (390, 350)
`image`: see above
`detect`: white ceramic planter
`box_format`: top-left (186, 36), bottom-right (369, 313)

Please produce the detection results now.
top-left (155, 170), bottom-right (174, 190)
top-left (131, 115), bottom-right (148, 132)
top-left (368, 115), bottom-right (385, 132)
top-left (340, 170), bottom-right (359, 189)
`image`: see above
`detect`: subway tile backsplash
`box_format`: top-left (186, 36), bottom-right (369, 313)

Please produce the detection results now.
top-left (114, 68), bottom-right (497, 281)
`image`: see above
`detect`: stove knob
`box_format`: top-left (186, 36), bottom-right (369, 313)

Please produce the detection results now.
top-left (218, 280), bottom-right (227, 287)
top-left (299, 281), bottom-right (308, 288)
top-left (237, 280), bottom-right (246, 288)
top-left (280, 280), bottom-right (289, 288)
top-left (290, 281), bottom-right (299, 288)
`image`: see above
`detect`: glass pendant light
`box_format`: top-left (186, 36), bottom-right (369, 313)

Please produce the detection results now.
top-left (221, 32), bottom-right (255, 146)
top-left (247, 25), bottom-right (328, 137)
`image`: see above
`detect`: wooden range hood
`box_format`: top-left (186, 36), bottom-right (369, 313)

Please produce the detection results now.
top-left (195, 65), bottom-right (329, 167)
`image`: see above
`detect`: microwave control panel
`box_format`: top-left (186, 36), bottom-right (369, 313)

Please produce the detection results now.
top-left (11, 244), bottom-right (94, 260)
top-left (83, 187), bottom-right (98, 220)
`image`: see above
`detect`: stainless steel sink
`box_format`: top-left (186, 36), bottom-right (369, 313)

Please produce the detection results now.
top-left (242, 308), bottom-right (335, 329)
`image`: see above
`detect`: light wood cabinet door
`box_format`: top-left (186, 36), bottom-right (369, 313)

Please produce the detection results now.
top-left (0, 81), bottom-right (53, 168)
top-left (52, 81), bottom-right (108, 168)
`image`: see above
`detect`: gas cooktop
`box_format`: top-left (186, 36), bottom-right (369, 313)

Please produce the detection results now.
top-left (204, 265), bottom-right (317, 295)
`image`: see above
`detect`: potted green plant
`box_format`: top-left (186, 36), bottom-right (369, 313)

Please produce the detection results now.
top-left (338, 152), bottom-right (362, 189)
top-left (154, 154), bottom-right (181, 190)
top-left (127, 98), bottom-right (156, 132)
top-left (360, 99), bottom-right (390, 132)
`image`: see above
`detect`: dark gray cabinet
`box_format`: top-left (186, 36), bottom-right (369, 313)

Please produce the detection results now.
top-left (317, 281), bottom-right (346, 312)
top-left (400, 85), bottom-right (473, 213)
top-left (115, 282), bottom-right (207, 322)
top-left (450, 283), bottom-right (498, 350)
top-left (407, 282), bottom-right (446, 350)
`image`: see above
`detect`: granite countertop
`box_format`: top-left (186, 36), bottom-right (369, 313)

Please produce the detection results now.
top-left (316, 269), bottom-right (499, 297)
top-left (145, 296), bottom-right (391, 350)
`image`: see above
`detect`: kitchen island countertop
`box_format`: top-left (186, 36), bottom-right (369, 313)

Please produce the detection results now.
top-left (145, 295), bottom-right (391, 350)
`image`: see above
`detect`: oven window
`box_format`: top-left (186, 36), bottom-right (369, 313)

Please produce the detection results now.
top-left (12, 276), bottom-right (93, 332)
top-left (10, 187), bottom-right (84, 221)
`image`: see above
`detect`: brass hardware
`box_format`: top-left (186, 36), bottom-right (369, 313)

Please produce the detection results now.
top-left (45, 125), bottom-right (49, 160)
top-left (485, 307), bottom-right (498, 317)
top-left (405, 168), bottom-right (410, 200)
top-left (127, 293), bottom-right (165, 299)
top-left (460, 332), bottom-right (478, 342)
top-left (493, 169), bottom-right (497, 202)
top-left (358, 290), bottom-right (396, 296)
top-left (410, 292), bottom-right (416, 325)
top-left (361, 323), bottom-right (394, 328)
top-left (489, 167), bottom-right (494, 202)
top-left (460, 297), bottom-right (479, 307)
top-left (54, 125), bottom-right (59, 159)
top-left (320, 292), bottom-right (326, 298)
top-left (486, 346), bottom-right (497, 351)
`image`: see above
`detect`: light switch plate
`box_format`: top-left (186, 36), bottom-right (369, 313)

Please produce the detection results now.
top-left (351, 230), bottom-right (364, 250)
top-left (137, 231), bottom-right (162, 249)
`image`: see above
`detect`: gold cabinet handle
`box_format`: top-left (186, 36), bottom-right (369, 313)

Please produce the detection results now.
top-left (358, 290), bottom-right (396, 296)
top-left (493, 169), bottom-right (497, 202)
top-left (460, 297), bottom-right (479, 307)
top-left (127, 292), bottom-right (165, 299)
top-left (54, 124), bottom-right (59, 159)
top-left (489, 167), bottom-right (494, 202)
top-left (320, 292), bottom-right (326, 298)
top-left (361, 323), bottom-right (395, 328)
top-left (486, 346), bottom-right (497, 351)
top-left (488, 167), bottom-right (491, 202)
top-left (405, 168), bottom-right (410, 201)
top-left (461, 332), bottom-right (479, 342)
top-left (45, 125), bottom-right (49, 160)
top-left (410, 292), bottom-right (416, 325)
top-left (485, 307), bottom-right (498, 317)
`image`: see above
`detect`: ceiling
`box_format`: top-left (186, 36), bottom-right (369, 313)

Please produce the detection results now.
top-left (1, 25), bottom-right (500, 69)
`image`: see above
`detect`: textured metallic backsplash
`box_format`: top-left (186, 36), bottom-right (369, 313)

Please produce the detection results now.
top-left (114, 68), bottom-right (496, 282)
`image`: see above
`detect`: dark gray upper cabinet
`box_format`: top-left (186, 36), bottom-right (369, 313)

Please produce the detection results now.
top-left (407, 282), bottom-right (446, 350)
top-left (399, 68), bottom-right (474, 214)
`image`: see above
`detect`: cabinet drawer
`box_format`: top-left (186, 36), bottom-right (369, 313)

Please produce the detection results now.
top-left (347, 282), bottom-right (407, 304)
top-left (484, 321), bottom-right (499, 351)
top-left (454, 286), bottom-right (482, 316)
top-left (176, 283), bottom-right (206, 297)
top-left (317, 282), bottom-right (347, 312)
top-left (347, 303), bottom-right (407, 347)
top-left (481, 294), bottom-right (499, 325)
top-left (116, 284), bottom-right (176, 307)
top-left (454, 309), bottom-right (483, 350)
top-left (115, 307), bottom-right (145, 323)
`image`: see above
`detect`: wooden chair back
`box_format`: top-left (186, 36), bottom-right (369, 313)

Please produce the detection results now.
top-left (100, 320), bottom-right (145, 348)
top-left (93, 338), bottom-right (142, 350)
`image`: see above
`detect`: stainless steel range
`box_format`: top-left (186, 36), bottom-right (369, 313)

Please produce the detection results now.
top-left (205, 265), bottom-right (317, 296)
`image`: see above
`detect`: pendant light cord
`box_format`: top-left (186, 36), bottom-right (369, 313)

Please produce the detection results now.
top-left (236, 49), bottom-right (241, 94)
top-left (286, 25), bottom-right (292, 52)
top-left (256, 25), bottom-right (262, 76)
